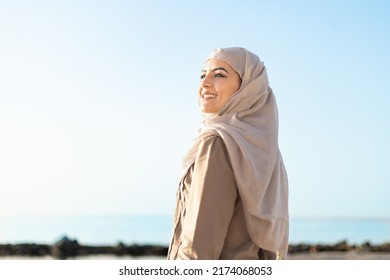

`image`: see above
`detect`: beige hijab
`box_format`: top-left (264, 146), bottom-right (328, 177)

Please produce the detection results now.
top-left (182, 47), bottom-right (289, 259)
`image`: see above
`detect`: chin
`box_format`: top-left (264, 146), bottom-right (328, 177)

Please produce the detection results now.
top-left (200, 108), bottom-right (214, 114)
top-left (200, 103), bottom-right (219, 113)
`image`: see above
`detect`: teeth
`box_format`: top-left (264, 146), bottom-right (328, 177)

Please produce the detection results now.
top-left (203, 94), bottom-right (216, 99)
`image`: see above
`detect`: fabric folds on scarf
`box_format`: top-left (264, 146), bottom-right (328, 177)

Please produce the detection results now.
top-left (182, 47), bottom-right (289, 259)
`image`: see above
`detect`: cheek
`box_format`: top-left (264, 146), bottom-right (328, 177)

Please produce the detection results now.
top-left (232, 78), bottom-right (241, 93)
top-left (222, 83), bottom-right (238, 99)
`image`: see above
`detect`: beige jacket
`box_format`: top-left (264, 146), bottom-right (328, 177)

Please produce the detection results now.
top-left (168, 135), bottom-right (276, 260)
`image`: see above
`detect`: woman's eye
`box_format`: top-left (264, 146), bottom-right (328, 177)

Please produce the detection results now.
top-left (200, 74), bottom-right (206, 80)
top-left (215, 73), bottom-right (225, 78)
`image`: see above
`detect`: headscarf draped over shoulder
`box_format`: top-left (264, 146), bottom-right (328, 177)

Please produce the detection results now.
top-left (182, 47), bottom-right (289, 259)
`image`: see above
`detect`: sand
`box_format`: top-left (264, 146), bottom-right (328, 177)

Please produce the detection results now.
top-left (1, 252), bottom-right (390, 260)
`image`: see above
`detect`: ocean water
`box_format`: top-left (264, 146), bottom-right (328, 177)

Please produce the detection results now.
top-left (289, 217), bottom-right (390, 244)
top-left (1, 215), bottom-right (389, 245)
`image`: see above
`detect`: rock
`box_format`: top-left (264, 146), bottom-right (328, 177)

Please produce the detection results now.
top-left (51, 236), bottom-right (80, 259)
top-left (333, 240), bottom-right (350, 251)
top-left (0, 243), bottom-right (50, 256)
top-left (114, 242), bottom-right (128, 256)
top-left (378, 243), bottom-right (390, 252)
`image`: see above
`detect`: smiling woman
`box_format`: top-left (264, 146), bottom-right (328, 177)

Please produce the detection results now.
top-left (168, 47), bottom-right (289, 260)
top-left (199, 60), bottom-right (241, 113)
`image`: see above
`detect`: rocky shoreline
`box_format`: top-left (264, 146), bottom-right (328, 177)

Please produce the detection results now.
top-left (1, 237), bottom-right (389, 259)
top-left (288, 240), bottom-right (390, 254)
top-left (0, 237), bottom-right (168, 260)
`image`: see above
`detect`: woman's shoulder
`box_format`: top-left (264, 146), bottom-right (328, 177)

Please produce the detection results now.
top-left (197, 134), bottom-right (229, 159)
top-left (195, 133), bottom-right (233, 171)
top-left (200, 134), bottom-right (224, 146)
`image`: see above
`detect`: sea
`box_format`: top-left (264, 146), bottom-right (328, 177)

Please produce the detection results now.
top-left (1, 215), bottom-right (389, 246)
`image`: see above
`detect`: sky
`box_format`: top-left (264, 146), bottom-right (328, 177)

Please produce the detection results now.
top-left (1, 0), bottom-right (389, 219)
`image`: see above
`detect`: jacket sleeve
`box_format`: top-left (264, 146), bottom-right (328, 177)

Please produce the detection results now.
top-left (178, 135), bottom-right (238, 259)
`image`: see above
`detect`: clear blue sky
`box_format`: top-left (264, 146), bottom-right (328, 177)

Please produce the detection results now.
top-left (1, 0), bottom-right (389, 218)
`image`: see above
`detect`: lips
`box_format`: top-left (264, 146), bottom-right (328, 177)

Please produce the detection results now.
top-left (201, 93), bottom-right (217, 100)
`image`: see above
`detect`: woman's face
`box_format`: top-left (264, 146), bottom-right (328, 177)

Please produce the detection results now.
top-left (198, 59), bottom-right (241, 113)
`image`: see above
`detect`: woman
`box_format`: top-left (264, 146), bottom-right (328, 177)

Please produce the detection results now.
top-left (168, 47), bottom-right (289, 260)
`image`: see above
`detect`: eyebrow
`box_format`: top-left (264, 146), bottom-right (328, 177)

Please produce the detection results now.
top-left (201, 67), bottom-right (229, 73)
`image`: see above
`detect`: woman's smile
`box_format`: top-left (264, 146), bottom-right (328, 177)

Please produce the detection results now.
top-left (201, 93), bottom-right (217, 99)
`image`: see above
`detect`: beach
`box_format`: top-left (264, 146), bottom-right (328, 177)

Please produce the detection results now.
top-left (1, 252), bottom-right (390, 260)
top-left (1, 241), bottom-right (390, 260)
top-left (1, 237), bottom-right (390, 260)
top-left (288, 251), bottom-right (390, 260)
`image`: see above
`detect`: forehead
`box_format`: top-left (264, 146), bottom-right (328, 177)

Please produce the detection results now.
top-left (202, 59), bottom-right (234, 72)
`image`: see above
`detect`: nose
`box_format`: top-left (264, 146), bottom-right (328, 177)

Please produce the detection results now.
top-left (200, 74), bottom-right (212, 88)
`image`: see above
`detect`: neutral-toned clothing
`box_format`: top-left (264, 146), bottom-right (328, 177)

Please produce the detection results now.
top-left (168, 135), bottom-right (275, 260)
top-left (180, 48), bottom-right (289, 259)
top-left (170, 47), bottom-right (289, 260)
